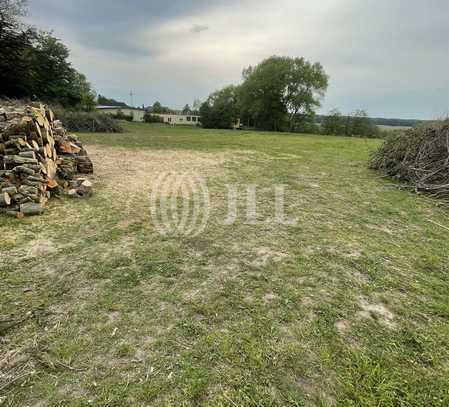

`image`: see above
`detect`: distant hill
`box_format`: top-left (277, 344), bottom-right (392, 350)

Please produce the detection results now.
top-left (369, 117), bottom-right (425, 127)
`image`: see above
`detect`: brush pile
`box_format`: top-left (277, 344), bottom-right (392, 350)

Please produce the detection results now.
top-left (0, 102), bottom-right (94, 218)
top-left (370, 119), bottom-right (449, 204)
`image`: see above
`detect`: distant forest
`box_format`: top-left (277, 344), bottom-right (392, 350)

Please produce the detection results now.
top-left (315, 115), bottom-right (424, 128)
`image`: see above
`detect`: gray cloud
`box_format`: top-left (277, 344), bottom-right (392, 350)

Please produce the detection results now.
top-left (27, 0), bottom-right (449, 118)
top-left (190, 24), bottom-right (209, 33)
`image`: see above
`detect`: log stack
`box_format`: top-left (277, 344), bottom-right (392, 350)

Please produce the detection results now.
top-left (0, 102), bottom-right (94, 217)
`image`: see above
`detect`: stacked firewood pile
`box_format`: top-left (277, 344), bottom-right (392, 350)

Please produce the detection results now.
top-left (0, 102), bottom-right (94, 218)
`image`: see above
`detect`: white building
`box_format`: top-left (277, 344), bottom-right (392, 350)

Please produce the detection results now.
top-left (96, 106), bottom-right (146, 122)
top-left (152, 113), bottom-right (201, 126)
top-left (96, 106), bottom-right (201, 126)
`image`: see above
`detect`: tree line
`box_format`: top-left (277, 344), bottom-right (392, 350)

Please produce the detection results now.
top-left (0, 0), bottom-right (95, 109)
top-left (200, 56), bottom-right (329, 132)
top-left (199, 56), bottom-right (382, 137)
top-left (319, 109), bottom-right (379, 138)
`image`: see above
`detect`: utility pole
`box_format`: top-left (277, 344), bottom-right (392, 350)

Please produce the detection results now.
top-left (130, 90), bottom-right (134, 107)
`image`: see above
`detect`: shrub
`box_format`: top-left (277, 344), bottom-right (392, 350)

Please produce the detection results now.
top-left (52, 108), bottom-right (124, 133)
top-left (112, 109), bottom-right (133, 122)
top-left (369, 119), bottom-right (449, 204)
top-left (144, 112), bottom-right (164, 123)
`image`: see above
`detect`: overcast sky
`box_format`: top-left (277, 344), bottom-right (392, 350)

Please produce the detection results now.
top-left (27, 0), bottom-right (449, 119)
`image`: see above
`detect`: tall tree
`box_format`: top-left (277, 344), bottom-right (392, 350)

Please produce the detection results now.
top-left (182, 104), bottom-right (191, 115)
top-left (0, 1), bottom-right (96, 109)
top-left (346, 109), bottom-right (379, 137)
top-left (200, 85), bottom-right (239, 129)
top-left (322, 108), bottom-right (345, 135)
top-left (284, 58), bottom-right (329, 131)
top-left (152, 101), bottom-right (163, 113)
top-left (0, 0), bottom-right (36, 98)
top-left (239, 56), bottom-right (328, 131)
top-left (0, 0), bottom-right (27, 27)
top-left (27, 32), bottom-right (96, 109)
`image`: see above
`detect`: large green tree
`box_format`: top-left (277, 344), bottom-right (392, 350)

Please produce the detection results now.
top-left (26, 32), bottom-right (96, 109)
top-left (0, 0), bottom-right (27, 27)
top-left (200, 85), bottom-right (239, 129)
top-left (239, 56), bottom-right (328, 131)
top-left (0, 0), bottom-right (36, 98)
top-left (0, 0), bottom-right (96, 109)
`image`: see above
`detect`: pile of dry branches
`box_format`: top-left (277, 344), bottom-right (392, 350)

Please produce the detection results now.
top-left (0, 102), bottom-right (94, 217)
top-left (370, 119), bottom-right (449, 204)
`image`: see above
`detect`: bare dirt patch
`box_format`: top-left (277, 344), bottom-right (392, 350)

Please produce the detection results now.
top-left (26, 238), bottom-right (58, 258)
top-left (88, 145), bottom-right (232, 197)
top-left (251, 247), bottom-right (288, 267)
top-left (263, 292), bottom-right (279, 302)
top-left (335, 319), bottom-right (350, 335)
top-left (295, 376), bottom-right (335, 406)
top-left (365, 224), bottom-right (395, 235)
top-left (357, 296), bottom-right (396, 328)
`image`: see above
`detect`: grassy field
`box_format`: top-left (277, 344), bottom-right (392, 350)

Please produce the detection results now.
top-left (1, 122), bottom-right (448, 406)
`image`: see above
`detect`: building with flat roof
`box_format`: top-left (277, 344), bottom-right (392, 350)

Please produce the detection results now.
top-left (96, 106), bottom-right (145, 122)
top-left (95, 106), bottom-right (201, 126)
top-left (151, 113), bottom-right (201, 126)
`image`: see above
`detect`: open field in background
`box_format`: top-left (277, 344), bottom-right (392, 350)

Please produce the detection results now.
top-left (1, 122), bottom-right (448, 406)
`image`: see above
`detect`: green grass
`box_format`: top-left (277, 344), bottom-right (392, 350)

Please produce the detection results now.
top-left (1, 122), bottom-right (448, 406)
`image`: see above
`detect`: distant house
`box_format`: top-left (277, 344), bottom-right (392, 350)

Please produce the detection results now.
top-left (152, 113), bottom-right (201, 126)
top-left (96, 106), bottom-right (201, 126)
top-left (96, 106), bottom-right (145, 122)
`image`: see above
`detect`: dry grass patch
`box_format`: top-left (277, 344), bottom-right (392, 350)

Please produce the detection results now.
top-left (88, 145), bottom-right (233, 197)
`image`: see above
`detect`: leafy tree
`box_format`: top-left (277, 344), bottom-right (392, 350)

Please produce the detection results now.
top-left (152, 101), bottom-right (163, 113)
top-left (200, 85), bottom-right (239, 129)
top-left (0, 0), bottom-right (36, 98)
top-left (238, 56), bottom-right (328, 131)
top-left (0, 1), bottom-right (96, 109)
top-left (0, 0), bottom-right (27, 27)
top-left (322, 109), bottom-right (345, 135)
top-left (144, 112), bottom-right (164, 123)
top-left (239, 57), bottom-right (289, 131)
top-left (26, 32), bottom-right (96, 109)
top-left (283, 58), bottom-right (329, 131)
top-left (70, 71), bottom-right (96, 110)
top-left (346, 109), bottom-right (379, 137)
top-left (182, 104), bottom-right (191, 115)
